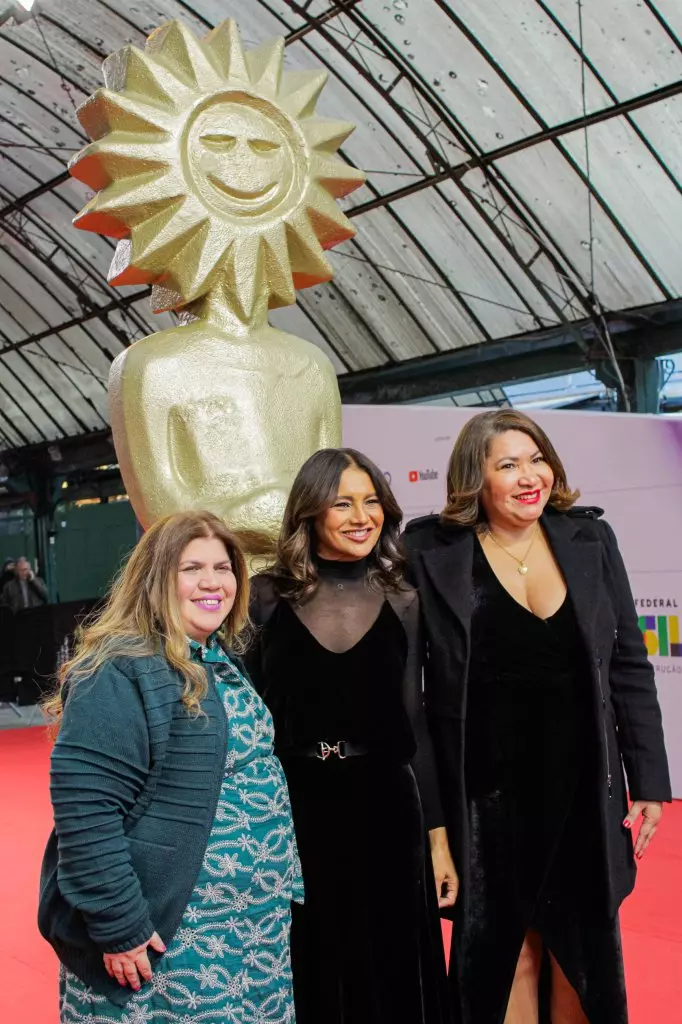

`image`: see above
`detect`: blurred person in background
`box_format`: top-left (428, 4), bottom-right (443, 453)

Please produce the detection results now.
top-left (2, 555), bottom-right (47, 610)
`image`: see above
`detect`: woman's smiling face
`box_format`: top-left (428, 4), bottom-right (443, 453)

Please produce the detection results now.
top-left (480, 430), bottom-right (555, 527)
top-left (177, 535), bottom-right (237, 645)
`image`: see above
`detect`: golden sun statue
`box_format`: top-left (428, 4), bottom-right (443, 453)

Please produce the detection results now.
top-left (69, 18), bottom-right (365, 545)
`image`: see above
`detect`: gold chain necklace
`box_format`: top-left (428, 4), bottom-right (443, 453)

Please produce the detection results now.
top-left (486, 526), bottom-right (539, 575)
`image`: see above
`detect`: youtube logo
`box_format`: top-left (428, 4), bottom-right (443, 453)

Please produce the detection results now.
top-left (409, 469), bottom-right (439, 482)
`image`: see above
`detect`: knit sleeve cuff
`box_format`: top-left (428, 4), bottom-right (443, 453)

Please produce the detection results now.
top-left (93, 916), bottom-right (155, 955)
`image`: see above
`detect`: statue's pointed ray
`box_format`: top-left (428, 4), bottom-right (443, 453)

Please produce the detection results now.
top-left (279, 70), bottom-right (328, 118)
top-left (303, 119), bottom-right (356, 155)
top-left (245, 38), bottom-right (284, 95)
top-left (226, 235), bottom-right (263, 321)
top-left (261, 222), bottom-right (296, 308)
top-left (167, 223), bottom-right (234, 303)
top-left (103, 45), bottom-right (188, 110)
top-left (285, 209), bottom-right (334, 289)
top-left (313, 153), bottom-right (366, 200)
top-left (203, 19), bottom-right (250, 84)
top-left (306, 185), bottom-right (356, 247)
top-left (146, 19), bottom-right (222, 91)
top-left (72, 169), bottom-right (185, 236)
top-left (109, 201), bottom-right (207, 285)
top-left (76, 89), bottom-right (171, 142)
top-left (69, 135), bottom-right (170, 191)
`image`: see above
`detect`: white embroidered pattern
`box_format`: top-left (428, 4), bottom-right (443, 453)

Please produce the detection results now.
top-left (60, 653), bottom-right (302, 1024)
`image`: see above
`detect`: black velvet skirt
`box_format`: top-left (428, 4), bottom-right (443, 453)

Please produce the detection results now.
top-left (458, 765), bottom-right (628, 1024)
top-left (284, 757), bottom-right (451, 1024)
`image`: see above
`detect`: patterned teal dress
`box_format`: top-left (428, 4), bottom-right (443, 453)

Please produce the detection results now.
top-left (59, 638), bottom-right (303, 1024)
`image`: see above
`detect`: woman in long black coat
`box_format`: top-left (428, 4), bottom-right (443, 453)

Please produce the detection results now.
top-left (404, 409), bottom-right (671, 1024)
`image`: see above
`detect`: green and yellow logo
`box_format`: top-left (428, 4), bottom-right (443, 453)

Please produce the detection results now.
top-left (639, 615), bottom-right (682, 657)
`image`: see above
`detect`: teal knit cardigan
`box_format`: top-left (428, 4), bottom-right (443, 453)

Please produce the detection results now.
top-left (38, 652), bottom-right (237, 1007)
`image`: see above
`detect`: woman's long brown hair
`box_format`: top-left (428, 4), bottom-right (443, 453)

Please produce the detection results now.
top-left (43, 510), bottom-right (250, 728)
top-left (441, 409), bottom-right (579, 526)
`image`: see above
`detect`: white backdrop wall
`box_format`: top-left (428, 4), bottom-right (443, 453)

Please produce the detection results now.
top-left (343, 406), bottom-right (682, 799)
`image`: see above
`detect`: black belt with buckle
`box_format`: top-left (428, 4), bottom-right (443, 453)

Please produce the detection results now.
top-left (285, 740), bottom-right (368, 761)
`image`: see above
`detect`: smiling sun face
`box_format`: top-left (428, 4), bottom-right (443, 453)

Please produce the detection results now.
top-left (193, 103), bottom-right (291, 212)
top-left (68, 19), bottom-right (365, 318)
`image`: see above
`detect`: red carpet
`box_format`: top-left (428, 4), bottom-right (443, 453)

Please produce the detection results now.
top-left (2, 727), bottom-right (681, 1023)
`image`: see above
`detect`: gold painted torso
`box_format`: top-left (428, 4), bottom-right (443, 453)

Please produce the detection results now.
top-left (109, 319), bottom-right (341, 534)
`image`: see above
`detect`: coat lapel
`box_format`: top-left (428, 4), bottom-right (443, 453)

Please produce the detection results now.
top-left (419, 512), bottom-right (603, 649)
top-left (421, 527), bottom-right (474, 634)
top-left (542, 510), bottom-right (603, 648)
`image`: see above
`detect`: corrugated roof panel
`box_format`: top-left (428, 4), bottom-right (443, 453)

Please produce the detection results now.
top-left (0, 348), bottom-right (80, 439)
top-left (548, 0), bottom-right (682, 100)
top-left (630, 94), bottom-right (682, 185)
top-left (360, 2), bottom-right (542, 151)
top-left (296, 286), bottom-right (391, 372)
top-left (1, 238), bottom-right (85, 324)
top-left (392, 186), bottom-right (549, 339)
top-left (448, 0), bottom-right (613, 126)
top-left (426, 177), bottom-right (568, 328)
top-left (270, 302), bottom-right (349, 375)
top-left (492, 141), bottom-right (668, 309)
top-left (20, 336), bottom-right (110, 432)
top-left (0, 0), bottom-right (678, 448)
top-left (561, 117), bottom-right (682, 295)
top-left (323, 239), bottom-right (439, 362)
top-left (651, 1), bottom-right (682, 42)
top-left (339, 205), bottom-right (486, 351)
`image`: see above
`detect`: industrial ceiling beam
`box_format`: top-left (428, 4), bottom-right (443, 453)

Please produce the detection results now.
top-left (338, 301), bottom-right (682, 404)
top-left (0, 288), bottom-right (152, 357)
top-left (346, 79), bottom-right (682, 220)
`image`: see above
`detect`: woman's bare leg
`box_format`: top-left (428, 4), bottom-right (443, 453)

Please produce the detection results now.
top-left (549, 952), bottom-right (589, 1024)
top-left (504, 929), bottom-right (543, 1024)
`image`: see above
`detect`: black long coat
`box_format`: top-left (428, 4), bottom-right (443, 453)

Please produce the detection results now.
top-left (403, 505), bottom-right (672, 928)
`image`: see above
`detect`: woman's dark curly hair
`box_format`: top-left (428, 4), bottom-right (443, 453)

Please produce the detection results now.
top-left (267, 448), bottom-right (406, 601)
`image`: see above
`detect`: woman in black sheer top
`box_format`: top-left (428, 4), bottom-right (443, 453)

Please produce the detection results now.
top-left (245, 447), bottom-right (456, 1024)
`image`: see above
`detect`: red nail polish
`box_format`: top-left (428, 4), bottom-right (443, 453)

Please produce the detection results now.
top-left (623, 820), bottom-right (631, 829)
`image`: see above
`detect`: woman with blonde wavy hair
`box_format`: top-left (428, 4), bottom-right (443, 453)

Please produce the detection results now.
top-left (38, 510), bottom-right (302, 1024)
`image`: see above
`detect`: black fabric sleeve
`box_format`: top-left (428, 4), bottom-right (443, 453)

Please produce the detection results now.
top-left (600, 520), bottom-right (672, 802)
top-left (243, 574), bottom-right (280, 694)
top-left (401, 591), bottom-right (445, 830)
top-left (51, 665), bottom-right (155, 952)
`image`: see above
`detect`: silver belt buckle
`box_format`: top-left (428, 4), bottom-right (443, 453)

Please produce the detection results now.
top-left (316, 740), bottom-right (347, 760)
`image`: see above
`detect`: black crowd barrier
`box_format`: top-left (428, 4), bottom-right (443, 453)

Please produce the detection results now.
top-left (0, 600), bottom-right (99, 705)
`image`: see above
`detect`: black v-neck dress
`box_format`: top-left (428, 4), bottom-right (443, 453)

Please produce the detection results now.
top-left (246, 558), bottom-right (451, 1024)
top-left (463, 542), bottom-right (628, 1023)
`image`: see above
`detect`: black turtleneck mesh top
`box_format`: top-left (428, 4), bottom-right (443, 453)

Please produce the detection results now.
top-left (294, 556), bottom-right (384, 654)
top-left (246, 557), bottom-right (444, 829)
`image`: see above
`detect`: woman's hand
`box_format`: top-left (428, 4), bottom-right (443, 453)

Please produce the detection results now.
top-left (103, 931), bottom-right (166, 991)
top-left (429, 827), bottom-right (459, 909)
top-left (623, 801), bottom-right (663, 859)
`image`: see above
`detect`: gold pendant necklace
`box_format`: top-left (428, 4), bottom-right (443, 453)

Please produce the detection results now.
top-left (487, 526), bottom-right (538, 575)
